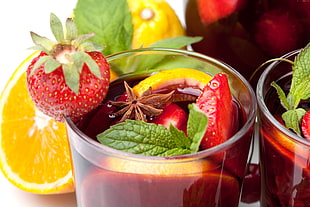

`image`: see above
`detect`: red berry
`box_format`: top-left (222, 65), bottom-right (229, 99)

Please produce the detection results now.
top-left (150, 103), bottom-right (188, 133)
top-left (301, 110), bottom-right (310, 141)
top-left (27, 51), bottom-right (110, 122)
top-left (196, 73), bottom-right (238, 149)
top-left (26, 14), bottom-right (110, 122)
top-left (253, 8), bottom-right (304, 57)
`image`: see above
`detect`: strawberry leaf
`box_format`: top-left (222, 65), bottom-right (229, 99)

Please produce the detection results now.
top-left (63, 64), bottom-right (80, 94)
top-left (44, 59), bottom-right (61, 73)
top-left (50, 13), bottom-right (65, 42)
top-left (65, 17), bottom-right (78, 41)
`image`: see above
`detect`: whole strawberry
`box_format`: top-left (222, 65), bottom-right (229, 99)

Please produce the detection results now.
top-left (27, 13), bottom-right (110, 122)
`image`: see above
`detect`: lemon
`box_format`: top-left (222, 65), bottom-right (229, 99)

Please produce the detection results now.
top-left (128, 0), bottom-right (185, 48)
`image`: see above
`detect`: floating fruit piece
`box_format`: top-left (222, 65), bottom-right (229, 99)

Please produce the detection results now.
top-left (0, 52), bottom-right (74, 194)
top-left (133, 68), bottom-right (212, 97)
top-left (150, 103), bottom-right (188, 132)
top-left (128, 0), bottom-right (185, 48)
top-left (196, 73), bottom-right (238, 149)
top-left (301, 110), bottom-right (310, 141)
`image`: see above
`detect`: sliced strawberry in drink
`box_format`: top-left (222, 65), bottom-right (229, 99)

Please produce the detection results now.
top-left (150, 103), bottom-right (188, 133)
top-left (197, 0), bottom-right (245, 25)
top-left (301, 110), bottom-right (310, 141)
top-left (196, 73), bottom-right (238, 149)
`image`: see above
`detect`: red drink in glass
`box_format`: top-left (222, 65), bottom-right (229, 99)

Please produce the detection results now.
top-left (185, 0), bottom-right (310, 84)
top-left (257, 49), bottom-right (310, 206)
top-left (65, 48), bottom-right (257, 207)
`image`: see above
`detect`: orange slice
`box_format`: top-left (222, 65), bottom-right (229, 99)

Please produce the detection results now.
top-left (0, 52), bottom-right (74, 194)
top-left (133, 68), bottom-right (212, 97)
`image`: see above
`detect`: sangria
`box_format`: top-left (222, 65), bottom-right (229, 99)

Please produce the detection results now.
top-left (257, 46), bottom-right (310, 206)
top-left (65, 48), bottom-right (257, 207)
top-left (185, 0), bottom-right (310, 83)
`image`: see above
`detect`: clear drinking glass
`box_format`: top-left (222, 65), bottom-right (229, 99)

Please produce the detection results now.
top-left (65, 48), bottom-right (257, 207)
top-left (257, 49), bottom-right (310, 206)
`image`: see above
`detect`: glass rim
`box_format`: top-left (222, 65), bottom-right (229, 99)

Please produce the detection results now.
top-left (65, 47), bottom-right (257, 161)
top-left (256, 48), bottom-right (310, 146)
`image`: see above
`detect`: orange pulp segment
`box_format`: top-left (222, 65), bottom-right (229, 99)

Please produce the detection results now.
top-left (0, 52), bottom-right (74, 194)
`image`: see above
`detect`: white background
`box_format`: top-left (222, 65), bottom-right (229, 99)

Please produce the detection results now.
top-left (0, 0), bottom-right (258, 206)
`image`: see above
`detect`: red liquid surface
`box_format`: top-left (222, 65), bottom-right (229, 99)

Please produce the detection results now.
top-left (72, 75), bottom-right (253, 207)
top-left (260, 75), bottom-right (310, 206)
top-left (185, 0), bottom-right (310, 85)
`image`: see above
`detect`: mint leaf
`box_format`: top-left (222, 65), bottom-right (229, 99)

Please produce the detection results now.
top-left (290, 43), bottom-right (310, 95)
top-left (187, 104), bottom-right (208, 153)
top-left (97, 120), bottom-right (192, 156)
top-left (97, 120), bottom-right (177, 156)
top-left (97, 104), bottom-right (209, 157)
top-left (271, 43), bottom-right (310, 136)
top-left (294, 78), bottom-right (310, 101)
top-left (169, 124), bottom-right (191, 150)
top-left (282, 108), bottom-right (306, 135)
top-left (149, 36), bottom-right (202, 49)
top-left (73, 0), bottom-right (133, 56)
top-left (271, 82), bottom-right (289, 110)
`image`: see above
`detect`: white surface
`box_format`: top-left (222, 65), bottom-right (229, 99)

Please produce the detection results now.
top-left (0, 0), bottom-right (258, 206)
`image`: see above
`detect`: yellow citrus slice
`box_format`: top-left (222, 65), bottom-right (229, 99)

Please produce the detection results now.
top-left (133, 68), bottom-right (212, 97)
top-left (0, 52), bottom-right (74, 194)
top-left (128, 0), bottom-right (185, 48)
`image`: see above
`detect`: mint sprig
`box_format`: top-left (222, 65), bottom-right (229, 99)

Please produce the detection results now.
top-left (97, 104), bottom-right (208, 156)
top-left (73, 0), bottom-right (202, 57)
top-left (271, 43), bottom-right (310, 135)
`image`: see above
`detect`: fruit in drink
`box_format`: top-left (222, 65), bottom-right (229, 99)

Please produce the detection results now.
top-left (196, 73), bottom-right (238, 149)
top-left (66, 43), bottom-right (255, 206)
top-left (258, 45), bottom-right (310, 206)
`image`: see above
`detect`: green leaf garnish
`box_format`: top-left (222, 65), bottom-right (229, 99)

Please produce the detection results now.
top-left (97, 103), bottom-right (208, 156)
top-left (149, 36), bottom-right (203, 49)
top-left (271, 43), bottom-right (310, 135)
top-left (73, 0), bottom-right (133, 56)
top-left (73, 0), bottom-right (202, 58)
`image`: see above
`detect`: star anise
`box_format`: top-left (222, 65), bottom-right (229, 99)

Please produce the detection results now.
top-left (109, 81), bottom-right (174, 122)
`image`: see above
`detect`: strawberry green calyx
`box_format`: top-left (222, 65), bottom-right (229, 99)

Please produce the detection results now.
top-left (29, 13), bottom-right (105, 94)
